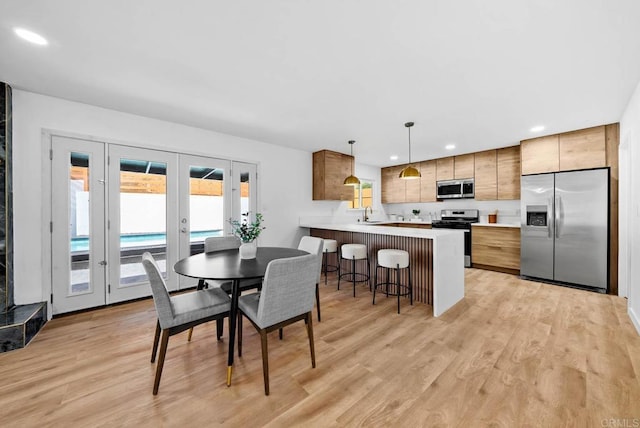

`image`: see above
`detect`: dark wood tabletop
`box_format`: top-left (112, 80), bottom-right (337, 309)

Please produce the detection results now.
top-left (173, 247), bottom-right (308, 280)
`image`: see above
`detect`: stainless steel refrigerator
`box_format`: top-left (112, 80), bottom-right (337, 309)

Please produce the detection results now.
top-left (520, 168), bottom-right (609, 292)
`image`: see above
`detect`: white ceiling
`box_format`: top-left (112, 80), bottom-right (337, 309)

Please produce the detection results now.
top-left (2, 1), bottom-right (640, 166)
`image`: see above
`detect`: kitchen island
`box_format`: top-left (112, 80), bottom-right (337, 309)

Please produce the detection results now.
top-left (299, 222), bottom-right (465, 316)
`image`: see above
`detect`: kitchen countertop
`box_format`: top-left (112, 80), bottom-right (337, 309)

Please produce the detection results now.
top-left (299, 222), bottom-right (460, 238)
top-left (472, 223), bottom-right (521, 228)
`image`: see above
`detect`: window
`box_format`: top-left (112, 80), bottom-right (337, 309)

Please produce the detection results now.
top-left (348, 179), bottom-right (373, 209)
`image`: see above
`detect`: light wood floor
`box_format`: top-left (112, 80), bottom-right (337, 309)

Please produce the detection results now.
top-left (1, 269), bottom-right (639, 427)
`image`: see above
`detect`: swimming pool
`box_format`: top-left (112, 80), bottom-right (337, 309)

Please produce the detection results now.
top-left (71, 230), bottom-right (223, 253)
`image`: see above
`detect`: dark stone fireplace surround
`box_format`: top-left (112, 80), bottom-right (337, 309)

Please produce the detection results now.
top-left (0, 82), bottom-right (47, 352)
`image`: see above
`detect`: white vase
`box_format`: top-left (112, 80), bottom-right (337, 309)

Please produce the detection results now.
top-left (239, 241), bottom-right (257, 259)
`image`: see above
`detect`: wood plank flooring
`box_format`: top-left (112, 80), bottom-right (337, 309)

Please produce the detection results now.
top-left (1, 269), bottom-right (639, 427)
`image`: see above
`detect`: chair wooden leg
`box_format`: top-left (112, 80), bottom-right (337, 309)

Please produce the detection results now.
top-left (315, 283), bottom-right (321, 322)
top-left (238, 311), bottom-right (243, 357)
top-left (306, 312), bottom-right (316, 369)
top-left (153, 329), bottom-right (170, 395)
top-left (260, 330), bottom-right (270, 395)
top-left (151, 320), bottom-right (161, 363)
top-left (187, 327), bottom-right (193, 342)
top-left (216, 318), bottom-right (224, 341)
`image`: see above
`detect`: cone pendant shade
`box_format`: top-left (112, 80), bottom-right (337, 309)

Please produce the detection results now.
top-left (344, 140), bottom-right (360, 186)
top-left (399, 165), bottom-right (421, 179)
top-left (399, 122), bottom-right (421, 179)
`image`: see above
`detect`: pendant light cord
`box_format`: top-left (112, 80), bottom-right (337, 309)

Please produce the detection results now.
top-left (408, 126), bottom-right (412, 164)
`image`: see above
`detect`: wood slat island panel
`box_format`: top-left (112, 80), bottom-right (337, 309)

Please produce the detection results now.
top-left (305, 223), bottom-right (465, 316)
top-left (311, 228), bottom-right (434, 304)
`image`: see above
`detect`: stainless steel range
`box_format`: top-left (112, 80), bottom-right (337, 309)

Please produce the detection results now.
top-left (431, 209), bottom-right (479, 267)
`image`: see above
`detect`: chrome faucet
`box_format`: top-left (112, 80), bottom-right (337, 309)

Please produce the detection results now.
top-left (363, 206), bottom-right (372, 222)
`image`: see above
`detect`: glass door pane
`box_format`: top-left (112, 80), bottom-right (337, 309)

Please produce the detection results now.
top-left (51, 136), bottom-right (106, 314)
top-left (108, 145), bottom-right (178, 303)
top-left (178, 155), bottom-right (231, 289)
top-left (232, 162), bottom-right (257, 226)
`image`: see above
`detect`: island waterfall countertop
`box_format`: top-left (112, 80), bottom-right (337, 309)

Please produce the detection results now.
top-left (299, 222), bottom-right (465, 317)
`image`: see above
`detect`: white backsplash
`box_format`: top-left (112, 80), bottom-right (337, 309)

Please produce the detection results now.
top-left (385, 199), bottom-right (521, 224)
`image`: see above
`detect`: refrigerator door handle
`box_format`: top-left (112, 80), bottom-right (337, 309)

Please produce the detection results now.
top-left (555, 196), bottom-right (561, 238)
top-left (548, 197), bottom-right (553, 238)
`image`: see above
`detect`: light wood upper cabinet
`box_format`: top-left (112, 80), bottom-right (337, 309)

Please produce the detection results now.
top-left (520, 135), bottom-right (559, 175)
top-left (420, 160), bottom-right (437, 202)
top-left (559, 125), bottom-right (606, 171)
top-left (381, 165), bottom-right (406, 204)
top-left (497, 145), bottom-right (521, 200)
top-left (436, 157), bottom-right (454, 181)
top-left (454, 154), bottom-right (475, 179)
top-left (474, 150), bottom-right (497, 201)
top-left (521, 125), bottom-right (607, 175)
top-left (404, 164), bottom-right (421, 203)
top-left (312, 150), bottom-right (353, 200)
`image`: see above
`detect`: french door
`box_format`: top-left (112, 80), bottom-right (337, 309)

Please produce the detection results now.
top-left (50, 137), bottom-right (256, 314)
top-left (51, 136), bottom-right (107, 313)
top-left (107, 145), bottom-right (178, 303)
top-left (177, 155), bottom-right (231, 289)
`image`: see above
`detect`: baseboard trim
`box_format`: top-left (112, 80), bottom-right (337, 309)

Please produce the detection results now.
top-left (471, 264), bottom-right (519, 276)
top-left (629, 305), bottom-right (640, 336)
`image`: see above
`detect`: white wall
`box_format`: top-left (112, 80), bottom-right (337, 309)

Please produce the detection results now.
top-left (620, 80), bottom-right (640, 335)
top-left (12, 90), bottom-right (336, 304)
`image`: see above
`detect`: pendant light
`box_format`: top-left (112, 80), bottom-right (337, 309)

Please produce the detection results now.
top-left (343, 140), bottom-right (361, 186)
top-left (399, 121), bottom-right (421, 179)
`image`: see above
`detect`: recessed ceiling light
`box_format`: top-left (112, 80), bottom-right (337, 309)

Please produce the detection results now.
top-left (530, 125), bottom-right (545, 133)
top-left (390, 155), bottom-right (398, 160)
top-left (445, 144), bottom-right (455, 150)
top-left (14, 28), bottom-right (48, 46)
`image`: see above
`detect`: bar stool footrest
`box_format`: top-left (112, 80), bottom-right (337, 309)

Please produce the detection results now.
top-left (339, 272), bottom-right (370, 283)
top-left (373, 282), bottom-right (412, 297)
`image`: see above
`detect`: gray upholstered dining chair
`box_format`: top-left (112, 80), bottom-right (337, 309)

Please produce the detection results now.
top-left (278, 236), bottom-right (324, 340)
top-left (142, 252), bottom-right (231, 395)
top-left (236, 253), bottom-right (319, 395)
top-left (297, 236), bottom-right (324, 321)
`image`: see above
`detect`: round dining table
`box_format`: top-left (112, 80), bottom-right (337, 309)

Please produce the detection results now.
top-left (174, 246), bottom-right (308, 386)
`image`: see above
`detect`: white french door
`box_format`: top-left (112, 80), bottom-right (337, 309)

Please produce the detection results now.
top-left (51, 136), bottom-right (107, 314)
top-left (177, 155), bottom-right (231, 289)
top-left (107, 145), bottom-right (179, 303)
top-left (51, 137), bottom-right (259, 313)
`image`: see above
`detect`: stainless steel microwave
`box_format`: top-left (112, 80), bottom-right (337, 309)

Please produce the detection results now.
top-left (436, 179), bottom-right (474, 199)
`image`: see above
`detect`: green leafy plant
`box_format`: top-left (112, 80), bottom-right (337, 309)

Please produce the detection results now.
top-left (229, 212), bottom-right (265, 243)
top-left (412, 209), bottom-right (421, 216)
